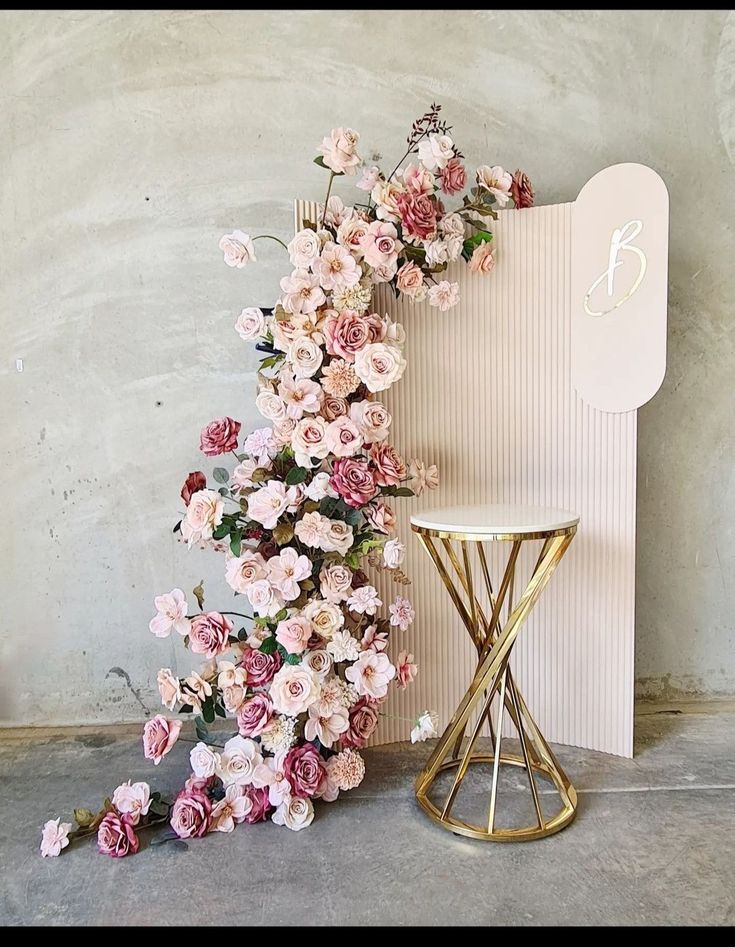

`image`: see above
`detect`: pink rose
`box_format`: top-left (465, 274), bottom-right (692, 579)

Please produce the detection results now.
top-left (170, 787), bottom-right (212, 839)
top-left (181, 471), bottom-right (206, 506)
top-left (199, 417), bottom-right (241, 456)
top-left (237, 693), bottom-right (274, 737)
top-left (341, 696), bottom-right (381, 749)
top-left (330, 457), bottom-right (378, 508)
top-left (243, 785), bottom-right (272, 823)
top-left (97, 812), bottom-right (139, 858)
top-left (395, 261), bottom-right (426, 299)
top-left (324, 310), bottom-right (370, 362)
top-left (366, 499), bottom-right (396, 534)
top-left (396, 650), bottom-right (418, 688)
top-left (370, 444), bottom-right (407, 487)
top-left (359, 221), bottom-right (402, 269)
top-left (189, 611), bottom-right (233, 658)
top-left (322, 396), bottom-right (349, 421)
top-left (142, 714), bottom-right (182, 765)
top-left (283, 744), bottom-right (326, 798)
top-left (402, 162), bottom-right (435, 197)
top-left (395, 192), bottom-right (438, 241)
top-left (275, 616), bottom-right (313, 655)
top-left (242, 646), bottom-right (282, 687)
top-left (439, 157), bottom-right (467, 195)
top-left (468, 241), bottom-right (496, 274)
top-left (325, 416), bottom-right (363, 458)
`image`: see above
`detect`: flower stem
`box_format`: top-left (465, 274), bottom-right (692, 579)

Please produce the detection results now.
top-left (252, 234), bottom-right (289, 252)
top-left (321, 172), bottom-right (335, 227)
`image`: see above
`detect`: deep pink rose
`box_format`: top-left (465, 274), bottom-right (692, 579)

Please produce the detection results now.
top-left (142, 714), bottom-right (182, 765)
top-left (341, 696), bottom-right (381, 749)
top-left (97, 812), bottom-right (139, 857)
top-left (324, 311), bottom-right (375, 362)
top-left (199, 417), bottom-right (241, 456)
top-left (395, 192), bottom-right (438, 241)
top-left (243, 785), bottom-right (272, 823)
top-left (189, 611), bottom-right (233, 658)
top-left (181, 471), bottom-right (206, 506)
top-left (242, 647), bottom-right (282, 687)
top-left (370, 444), bottom-right (407, 487)
top-left (237, 693), bottom-right (274, 737)
top-left (184, 774), bottom-right (216, 793)
top-left (330, 457), bottom-right (378, 509)
top-left (440, 157), bottom-right (467, 196)
top-left (283, 744), bottom-right (326, 798)
top-left (510, 169), bottom-right (534, 209)
top-left (170, 787), bottom-right (211, 839)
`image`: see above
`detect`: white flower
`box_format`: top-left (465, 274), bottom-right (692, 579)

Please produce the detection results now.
top-left (267, 546), bottom-right (312, 601)
top-left (149, 588), bottom-right (190, 638)
top-left (242, 427), bottom-right (277, 467)
top-left (424, 238), bottom-right (450, 268)
top-left (336, 217), bottom-right (369, 257)
top-left (278, 374), bottom-right (323, 419)
top-left (356, 165), bottom-right (381, 192)
top-left (417, 133), bottom-right (454, 171)
top-left (217, 735), bottom-right (263, 787)
top-left (287, 336), bottom-right (324, 379)
top-left (322, 196), bottom-right (351, 229)
top-left (294, 510), bottom-right (330, 548)
top-left (189, 741), bottom-right (221, 778)
top-left (269, 665), bottom-right (321, 716)
top-left (261, 715), bottom-right (298, 754)
top-left (427, 280), bottom-right (460, 311)
top-left (305, 471), bottom-right (335, 501)
top-left (345, 649), bottom-right (396, 699)
top-left (320, 519), bottom-right (354, 556)
top-left (303, 598), bottom-right (344, 640)
top-left (225, 550), bottom-right (267, 594)
top-left (254, 749), bottom-right (292, 807)
top-left (346, 585), bottom-right (382, 616)
top-left (389, 595), bottom-right (415, 631)
top-left (327, 630), bottom-right (360, 662)
top-left (304, 703), bottom-right (349, 747)
top-left (313, 241), bottom-right (362, 291)
top-left (247, 479), bottom-right (291, 530)
top-left (440, 212), bottom-right (465, 238)
top-left (111, 780), bottom-right (151, 825)
top-left (235, 307), bottom-right (265, 340)
top-left (319, 126), bottom-right (361, 176)
top-left (291, 416), bottom-right (329, 468)
top-left (383, 538), bottom-right (406, 569)
top-left (255, 390), bottom-right (287, 423)
top-left (319, 562), bottom-right (353, 603)
top-left (280, 268), bottom-right (326, 315)
top-left (476, 164), bottom-right (513, 206)
top-left (245, 579), bottom-right (284, 618)
top-left (354, 342), bottom-right (407, 393)
top-left (40, 819), bottom-right (72, 858)
top-left (211, 784), bottom-right (253, 833)
top-left (288, 228), bottom-right (322, 269)
top-left (272, 796), bottom-right (315, 831)
top-left (411, 710), bottom-right (439, 744)
top-left (217, 660), bottom-right (247, 689)
top-left (220, 229), bottom-right (256, 268)
top-left (157, 668), bottom-right (182, 710)
top-left (182, 491), bottom-right (224, 547)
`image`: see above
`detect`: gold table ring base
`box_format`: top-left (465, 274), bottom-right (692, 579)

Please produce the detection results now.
top-left (412, 523), bottom-right (578, 842)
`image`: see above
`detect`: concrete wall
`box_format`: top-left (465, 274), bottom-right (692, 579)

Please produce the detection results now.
top-left (2, 10), bottom-right (734, 726)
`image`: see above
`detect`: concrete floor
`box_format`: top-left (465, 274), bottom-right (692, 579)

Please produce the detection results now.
top-left (1, 708), bottom-right (734, 926)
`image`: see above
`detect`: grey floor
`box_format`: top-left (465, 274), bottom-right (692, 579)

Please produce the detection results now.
top-left (1, 709), bottom-right (734, 926)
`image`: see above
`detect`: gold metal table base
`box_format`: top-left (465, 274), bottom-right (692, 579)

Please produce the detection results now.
top-left (412, 522), bottom-right (578, 842)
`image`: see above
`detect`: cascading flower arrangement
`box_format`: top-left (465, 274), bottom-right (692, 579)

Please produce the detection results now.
top-left (40, 104), bottom-right (533, 856)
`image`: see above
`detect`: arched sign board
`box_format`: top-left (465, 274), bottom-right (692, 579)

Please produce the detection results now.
top-left (572, 163), bottom-right (669, 413)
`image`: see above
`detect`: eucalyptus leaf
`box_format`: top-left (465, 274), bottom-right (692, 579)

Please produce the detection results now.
top-left (213, 467), bottom-right (229, 484)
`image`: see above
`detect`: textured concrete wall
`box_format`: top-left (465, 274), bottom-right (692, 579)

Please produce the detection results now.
top-left (2, 10), bottom-right (734, 725)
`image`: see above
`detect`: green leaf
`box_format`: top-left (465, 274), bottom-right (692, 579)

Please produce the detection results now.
top-left (213, 467), bottom-right (229, 484)
top-left (212, 523), bottom-right (230, 540)
top-left (313, 156), bottom-right (343, 174)
top-left (149, 800), bottom-right (169, 818)
top-left (259, 635), bottom-right (278, 654)
top-left (380, 485), bottom-right (415, 498)
top-left (214, 702), bottom-right (226, 719)
top-left (273, 607), bottom-right (288, 623)
top-left (285, 652), bottom-right (302, 665)
top-left (74, 807), bottom-right (96, 828)
top-left (194, 716), bottom-right (209, 741)
top-left (192, 581), bottom-right (205, 610)
top-left (286, 465), bottom-right (308, 485)
top-left (259, 354), bottom-right (285, 371)
top-left (230, 531), bottom-right (242, 557)
top-left (202, 699), bottom-right (215, 725)
top-left (343, 507), bottom-right (362, 527)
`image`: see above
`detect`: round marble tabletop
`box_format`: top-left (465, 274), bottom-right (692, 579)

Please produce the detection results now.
top-left (410, 503), bottom-right (580, 537)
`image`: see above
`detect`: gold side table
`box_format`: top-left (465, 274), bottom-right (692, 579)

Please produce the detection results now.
top-left (411, 504), bottom-right (580, 842)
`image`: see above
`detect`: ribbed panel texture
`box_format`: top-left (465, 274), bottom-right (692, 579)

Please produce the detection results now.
top-left (294, 200), bottom-right (635, 758)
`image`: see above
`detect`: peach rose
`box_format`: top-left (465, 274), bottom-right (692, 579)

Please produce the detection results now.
top-left (370, 444), bottom-right (407, 487)
top-left (469, 241), bottom-right (496, 274)
top-left (395, 261), bottom-right (426, 300)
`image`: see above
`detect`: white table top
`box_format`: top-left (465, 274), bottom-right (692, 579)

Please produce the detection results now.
top-left (410, 503), bottom-right (580, 536)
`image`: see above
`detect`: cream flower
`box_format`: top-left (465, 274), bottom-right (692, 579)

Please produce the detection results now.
top-left (220, 230), bottom-right (256, 268)
top-left (267, 546), bottom-right (312, 601)
top-left (331, 280), bottom-right (373, 314)
top-left (278, 374), bottom-right (323, 419)
top-left (183, 490), bottom-right (224, 546)
top-left (273, 417), bottom-right (298, 448)
top-left (329, 748), bottom-right (365, 790)
top-left (321, 358), bottom-right (360, 398)
top-left (346, 585), bottom-right (382, 616)
top-left (349, 400), bottom-right (392, 443)
top-left (189, 741), bottom-right (221, 778)
top-left (359, 220), bottom-right (402, 269)
top-left (336, 217), bottom-right (369, 257)
top-left (217, 735), bottom-right (263, 787)
top-left (255, 749), bottom-right (292, 807)
top-left (225, 550), bottom-right (268, 594)
top-left (441, 212), bottom-right (465, 238)
top-left (288, 228), bottom-right (322, 269)
top-left (280, 268), bottom-right (326, 316)
top-left (320, 519), bottom-right (354, 556)
top-left (294, 511), bottom-right (330, 548)
top-left (476, 164), bottom-right (513, 206)
top-left (304, 703), bottom-right (349, 748)
top-left (303, 648), bottom-right (333, 680)
top-left (222, 683), bottom-right (247, 713)
top-left (371, 179), bottom-right (405, 223)
top-left (111, 780), bottom-right (151, 826)
top-left (287, 336), bottom-right (324, 379)
top-left (255, 390), bottom-right (287, 423)
top-left (272, 796), bottom-right (315, 831)
top-left (319, 127), bottom-right (361, 176)
top-left (270, 664), bottom-right (321, 716)
top-left (218, 657), bottom-right (248, 688)
top-left (345, 649), bottom-right (396, 699)
top-left (314, 242), bottom-right (362, 291)
top-left (411, 710), bottom-right (439, 744)
top-left (181, 671), bottom-right (213, 713)
top-left (303, 598), bottom-right (344, 640)
top-left (354, 342), bottom-right (407, 393)
top-left (427, 280), bottom-right (460, 311)
top-left (305, 472), bottom-right (336, 502)
top-left (417, 133), bottom-right (454, 171)
top-left (149, 588), bottom-right (190, 638)
top-left (235, 307), bottom-right (265, 340)
top-left (261, 715), bottom-right (298, 754)
top-left (316, 675), bottom-right (353, 715)
top-left (247, 480), bottom-right (291, 529)
top-left (327, 630), bottom-right (360, 662)
top-left (157, 667), bottom-right (182, 711)
top-left (408, 458), bottom-right (440, 495)
top-left (212, 784), bottom-right (253, 833)
top-left (383, 538), bottom-right (406, 568)
top-left (325, 416), bottom-right (363, 457)
top-left (246, 579), bottom-right (284, 618)
top-left (319, 562), bottom-right (353, 603)
top-left (291, 416), bottom-right (329, 468)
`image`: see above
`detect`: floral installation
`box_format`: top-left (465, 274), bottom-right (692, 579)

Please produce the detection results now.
top-left (40, 104), bottom-right (533, 856)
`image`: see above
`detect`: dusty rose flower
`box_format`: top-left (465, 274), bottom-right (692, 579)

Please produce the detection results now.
top-left (342, 696), bottom-right (380, 749)
top-left (275, 615), bottom-right (313, 655)
top-left (189, 611), bottom-right (233, 658)
top-left (170, 787), bottom-right (211, 839)
top-left (354, 342), bottom-right (406, 393)
top-left (359, 220), bottom-right (402, 269)
top-left (142, 715), bottom-right (182, 765)
top-left (330, 457), bottom-right (377, 508)
top-left (242, 646), bottom-right (282, 687)
top-left (427, 280), bottom-right (460, 311)
top-left (149, 588), bottom-right (190, 638)
top-left (395, 261), bottom-right (426, 300)
top-left (417, 133), bottom-right (454, 171)
top-left (396, 650), bottom-right (418, 689)
top-left (325, 416), bottom-right (363, 458)
top-left (189, 741), bottom-right (221, 778)
top-left (395, 191), bottom-right (438, 241)
top-left (243, 785), bottom-right (272, 823)
top-left (371, 444), bottom-right (407, 487)
top-left (283, 744), bottom-right (327, 798)
top-left (476, 164), bottom-right (513, 206)
top-left (319, 562), bottom-right (353, 603)
top-left (324, 311), bottom-right (370, 362)
top-left (273, 796), bottom-right (315, 831)
top-left (314, 241), bottom-right (361, 291)
top-left (321, 359), bottom-right (360, 398)
top-left (237, 693), bottom-right (274, 737)
top-left (411, 710), bottom-right (439, 744)
top-left (440, 156), bottom-right (467, 195)
top-left (319, 126), bottom-right (361, 175)
top-left (270, 664), bottom-right (321, 716)
top-left (366, 499), bottom-right (396, 534)
top-left (469, 241), bottom-right (496, 275)
top-left (347, 585), bottom-right (382, 616)
top-left (321, 395), bottom-right (350, 420)
top-left (200, 416), bottom-right (241, 456)
top-left (279, 374), bottom-right (323, 419)
top-left (511, 169), bottom-right (534, 209)
top-left (180, 471), bottom-right (206, 506)
top-left (287, 228), bottom-right (321, 269)
top-left (112, 780), bottom-right (151, 825)
top-left (220, 229), bottom-right (256, 268)
top-left (97, 812), bottom-right (139, 857)
top-left (402, 161), bottom-right (435, 196)
top-left (235, 306), bottom-right (265, 340)
top-left (329, 748), bottom-right (366, 790)
top-left (40, 818), bottom-right (72, 858)
top-left (408, 458), bottom-right (440, 495)
top-left (389, 595), bottom-right (415, 631)
top-left (345, 650), bottom-right (396, 699)
top-left (225, 550), bottom-right (267, 594)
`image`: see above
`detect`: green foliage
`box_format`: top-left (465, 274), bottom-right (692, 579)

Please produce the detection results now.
top-left (213, 467), bottom-right (229, 484)
top-left (259, 635), bottom-right (278, 654)
top-left (313, 156), bottom-right (343, 174)
top-left (201, 698), bottom-right (215, 725)
top-left (73, 808), bottom-right (96, 828)
top-left (212, 522), bottom-right (230, 540)
top-left (285, 465), bottom-right (309, 485)
top-left (380, 485), bottom-right (415, 497)
top-left (229, 530), bottom-right (242, 557)
top-left (192, 581), bottom-right (205, 610)
top-left (285, 652), bottom-right (302, 665)
top-left (259, 353), bottom-right (284, 371)
top-left (195, 716), bottom-right (209, 741)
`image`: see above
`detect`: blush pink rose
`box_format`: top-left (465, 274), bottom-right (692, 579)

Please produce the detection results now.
top-left (170, 787), bottom-right (212, 839)
top-left (275, 616), bottom-right (313, 655)
top-left (243, 785), bottom-right (272, 823)
top-left (468, 241), bottom-right (496, 274)
top-left (283, 744), bottom-right (326, 799)
top-left (402, 162), bottom-right (435, 197)
top-left (237, 693), bottom-right (274, 737)
top-left (439, 157), bottom-right (467, 195)
top-left (370, 444), bottom-right (407, 487)
top-left (142, 714), bottom-right (182, 765)
top-left (181, 471), bottom-right (206, 506)
top-left (242, 647), bottom-right (282, 687)
top-left (341, 696), bottom-right (381, 749)
top-left (324, 310), bottom-right (385, 362)
top-left (366, 499), bottom-right (396, 534)
top-left (97, 812), bottom-right (139, 857)
top-left (395, 261), bottom-right (425, 299)
top-left (330, 457), bottom-right (378, 508)
top-left (189, 611), bottom-right (233, 658)
top-left (199, 417), bottom-right (241, 456)
top-left (359, 221), bottom-right (402, 269)
top-left (395, 192), bottom-right (438, 241)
